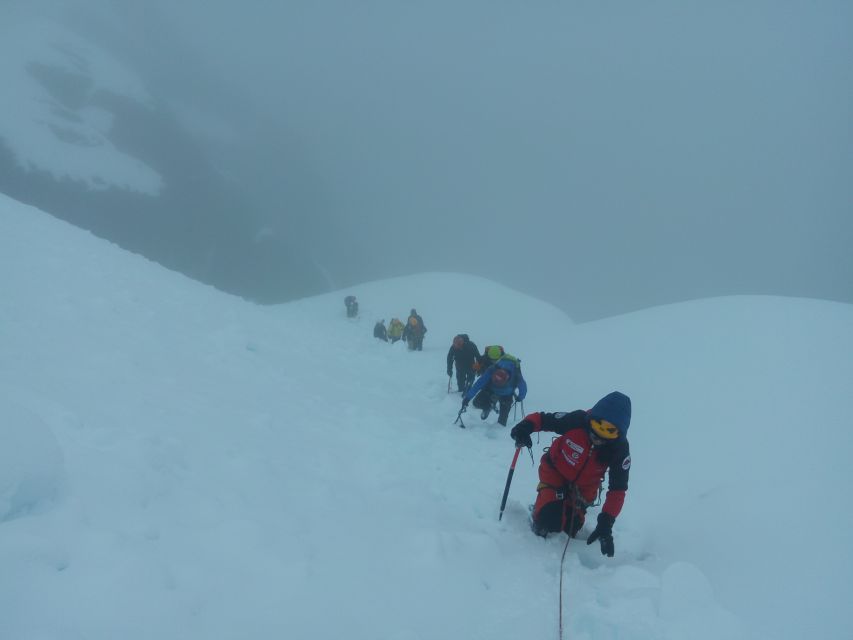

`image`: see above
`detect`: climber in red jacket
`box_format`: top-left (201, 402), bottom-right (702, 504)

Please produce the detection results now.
top-left (509, 391), bottom-right (632, 557)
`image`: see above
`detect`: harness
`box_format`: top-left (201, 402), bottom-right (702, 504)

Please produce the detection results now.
top-left (539, 442), bottom-right (604, 513)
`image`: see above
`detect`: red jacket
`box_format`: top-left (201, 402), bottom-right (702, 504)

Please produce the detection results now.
top-left (526, 410), bottom-right (631, 519)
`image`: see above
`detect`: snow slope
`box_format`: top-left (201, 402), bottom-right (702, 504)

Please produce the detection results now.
top-left (1, 192), bottom-right (851, 639)
top-left (0, 18), bottom-right (161, 194)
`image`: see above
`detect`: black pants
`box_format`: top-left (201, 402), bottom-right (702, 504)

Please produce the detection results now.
top-left (473, 390), bottom-right (513, 425)
top-left (533, 496), bottom-right (586, 537)
top-left (408, 336), bottom-right (424, 351)
top-left (454, 366), bottom-right (475, 392)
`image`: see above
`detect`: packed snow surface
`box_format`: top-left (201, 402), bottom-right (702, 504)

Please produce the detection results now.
top-left (1, 192), bottom-right (851, 639)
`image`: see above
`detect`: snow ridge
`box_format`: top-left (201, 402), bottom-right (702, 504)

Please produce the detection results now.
top-left (0, 194), bottom-right (851, 639)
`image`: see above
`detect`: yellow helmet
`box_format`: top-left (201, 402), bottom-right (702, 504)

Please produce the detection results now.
top-left (590, 419), bottom-right (620, 440)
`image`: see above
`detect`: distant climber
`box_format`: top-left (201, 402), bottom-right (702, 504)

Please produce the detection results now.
top-left (344, 295), bottom-right (359, 318)
top-left (387, 318), bottom-right (405, 344)
top-left (402, 308), bottom-right (427, 351)
top-left (447, 334), bottom-right (480, 392)
top-left (374, 319), bottom-right (388, 341)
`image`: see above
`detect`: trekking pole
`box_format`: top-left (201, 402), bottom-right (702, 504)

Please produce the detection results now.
top-left (447, 375), bottom-right (452, 394)
top-left (512, 394), bottom-right (523, 421)
top-left (498, 445), bottom-right (525, 521)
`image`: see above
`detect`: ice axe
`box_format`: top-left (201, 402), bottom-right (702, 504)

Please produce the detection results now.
top-left (454, 404), bottom-right (467, 429)
top-left (499, 445), bottom-right (527, 521)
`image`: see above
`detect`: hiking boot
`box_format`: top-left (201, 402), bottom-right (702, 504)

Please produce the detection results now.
top-left (480, 408), bottom-right (490, 420)
top-left (530, 515), bottom-right (549, 538)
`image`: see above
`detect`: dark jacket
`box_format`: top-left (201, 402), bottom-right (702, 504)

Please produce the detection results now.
top-left (447, 334), bottom-right (480, 374)
top-left (373, 322), bottom-right (387, 341)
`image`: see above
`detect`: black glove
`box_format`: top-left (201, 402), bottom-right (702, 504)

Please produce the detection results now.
top-left (509, 420), bottom-right (534, 448)
top-left (586, 512), bottom-right (615, 557)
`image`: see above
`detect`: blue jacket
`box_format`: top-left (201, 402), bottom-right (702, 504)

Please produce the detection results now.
top-left (464, 358), bottom-right (527, 402)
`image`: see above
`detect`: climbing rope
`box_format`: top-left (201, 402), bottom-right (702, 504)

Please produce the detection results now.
top-left (558, 491), bottom-right (579, 640)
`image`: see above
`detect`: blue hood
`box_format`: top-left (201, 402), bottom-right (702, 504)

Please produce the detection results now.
top-left (589, 392), bottom-right (632, 438)
top-left (495, 359), bottom-right (515, 373)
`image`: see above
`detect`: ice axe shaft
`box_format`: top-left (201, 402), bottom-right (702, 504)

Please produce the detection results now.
top-left (498, 446), bottom-right (523, 521)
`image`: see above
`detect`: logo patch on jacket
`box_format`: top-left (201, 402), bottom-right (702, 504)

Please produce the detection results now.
top-left (622, 455), bottom-right (631, 470)
top-left (565, 438), bottom-right (584, 455)
top-left (561, 449), bottom-right (578, 466)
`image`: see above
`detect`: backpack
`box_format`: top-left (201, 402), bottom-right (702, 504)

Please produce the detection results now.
top-left (498, 353), bottom-right (520, 366)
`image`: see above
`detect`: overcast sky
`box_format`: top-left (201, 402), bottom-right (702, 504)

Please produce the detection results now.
top-left (7, 0), bottom-right (853, 320)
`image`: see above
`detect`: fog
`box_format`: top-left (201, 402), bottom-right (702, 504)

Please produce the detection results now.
top-left (3, 0), bottom-right (851, 320)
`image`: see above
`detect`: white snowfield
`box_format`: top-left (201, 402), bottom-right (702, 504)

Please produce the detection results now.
top-left (0, 192), bottom-right (851, 639)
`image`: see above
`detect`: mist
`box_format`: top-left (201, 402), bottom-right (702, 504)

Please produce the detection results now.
top-left (3, 0), bottom-right (851, 320)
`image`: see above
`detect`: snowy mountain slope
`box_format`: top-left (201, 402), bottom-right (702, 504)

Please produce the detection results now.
top-left (0, 12), bottom-right (328, 310)
top-left (0, 19), bottom-right (161, 194)
top-left (1, 193), bottom-right (851, 639)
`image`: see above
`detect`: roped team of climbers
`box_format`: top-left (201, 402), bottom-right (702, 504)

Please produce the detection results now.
top-left (347, 294), bottom-right (632, 556)
top-left (346, 296), bottom-right (426, 351)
